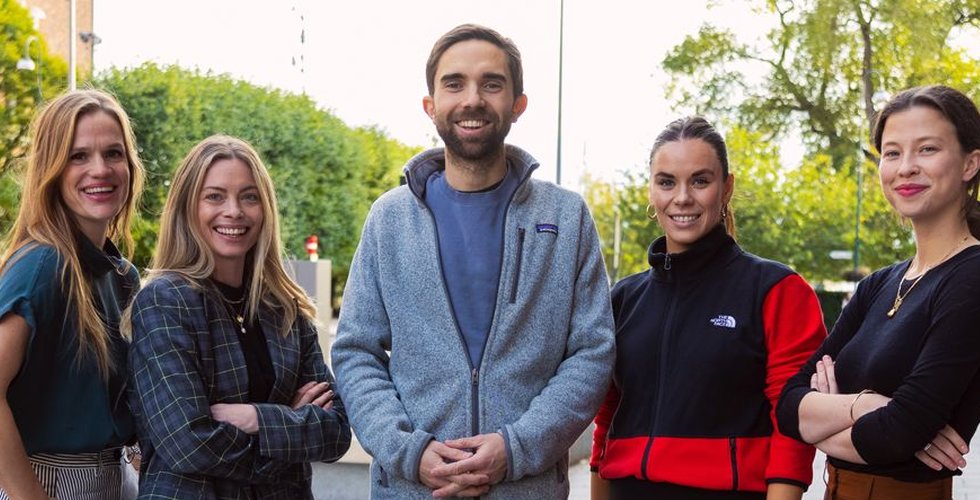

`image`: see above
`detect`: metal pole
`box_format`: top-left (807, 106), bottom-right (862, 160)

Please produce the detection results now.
top-left (612, 203), bottom-right (621, 283)
top-left (555, 0), bottom-right (564, 185)
top-left (69, 0), bottom-right (77, 90)
top-left (854, 163), bottom-right (862, 271)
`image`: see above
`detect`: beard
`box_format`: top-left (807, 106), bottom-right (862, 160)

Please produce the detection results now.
top-left (435, 109), bottom-right (512, 164)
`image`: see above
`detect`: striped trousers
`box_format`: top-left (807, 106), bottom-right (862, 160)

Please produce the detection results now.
top-left (0, 448), bottom-right (135, 500)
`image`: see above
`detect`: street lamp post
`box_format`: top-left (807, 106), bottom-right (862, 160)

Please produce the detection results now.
top-left (854, 90), bottom-right (892, 274)
top-left (854, 162), bottom-right (862, 272)
top-left (555, 0), bottom-right (564, 186)
top-left (17, 35), bottom-right (42, 102)
top-left (68, 0), bottom-right (77, 90)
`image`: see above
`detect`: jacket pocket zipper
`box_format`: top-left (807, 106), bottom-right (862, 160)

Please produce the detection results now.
top-left (509, 227), bottom-right (526, 303)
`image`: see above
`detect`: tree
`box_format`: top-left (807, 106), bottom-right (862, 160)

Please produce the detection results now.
top-left (0, 0), bottom-right (67, 232)
top-left (664, 0), bottom-right (980, 172)
top-left (353, 125), bottom-right (421, 208)
top-left (96, 64), bottom-right (415, 299)
top-left (731, 126), bottom-right (911, 280)
top-left (650, 0), bottom-right (978, 280)
top-left (583, 169), bottom-right (657, 283)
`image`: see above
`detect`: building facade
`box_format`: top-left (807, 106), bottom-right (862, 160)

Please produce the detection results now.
top-left (18, 0), bottom-right (95, 77)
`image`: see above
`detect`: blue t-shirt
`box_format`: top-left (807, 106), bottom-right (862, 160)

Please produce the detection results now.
top-left (0, 239), bottom-right (137, 454)
top-left (426, 166), bottom-right (520, 367)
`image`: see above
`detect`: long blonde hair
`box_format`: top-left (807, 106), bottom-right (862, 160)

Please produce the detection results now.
top-left (0, 89), bottom-right (145, 377)
top-left (147, 135), bottom-right (316, 334)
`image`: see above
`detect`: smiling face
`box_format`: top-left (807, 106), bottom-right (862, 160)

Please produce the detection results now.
top-left (650, 138), bottom-right (734, 254)
top-left (423, 39), bottom-right (527, 165)
top-left (878, 105), bottom-right (980, 226)
top-left (197, 157), bottom-right (264, 285)
top-left (58, 110), bottom-right (131, 245)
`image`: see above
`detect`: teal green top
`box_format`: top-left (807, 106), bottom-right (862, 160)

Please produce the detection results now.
top-left (0, 238), bottom-right (138, 454)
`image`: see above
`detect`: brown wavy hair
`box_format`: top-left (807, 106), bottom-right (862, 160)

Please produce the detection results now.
top-left (426, 24), bottom-right (523, 97)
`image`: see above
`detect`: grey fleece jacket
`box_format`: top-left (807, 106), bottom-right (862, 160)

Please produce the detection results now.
top-left (332, 145), bottom-right (615, 499)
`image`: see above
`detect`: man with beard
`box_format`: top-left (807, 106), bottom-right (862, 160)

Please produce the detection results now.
top-left (332, 24), bottom-right (615, 499)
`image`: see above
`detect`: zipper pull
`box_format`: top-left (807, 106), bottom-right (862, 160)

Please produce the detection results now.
top-left (664, 254), bottom-right (672, 271)
top-left (471, 368), bottom-right (479, 386)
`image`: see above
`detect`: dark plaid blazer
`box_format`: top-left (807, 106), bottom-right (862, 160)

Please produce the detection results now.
top-left (128, 273), bottom-right (351, 499)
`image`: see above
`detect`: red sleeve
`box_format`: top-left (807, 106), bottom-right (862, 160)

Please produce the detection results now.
top-left (762, 274), bottom-right (826, 486)
top-left (589, 381), bottom-right (620, 470)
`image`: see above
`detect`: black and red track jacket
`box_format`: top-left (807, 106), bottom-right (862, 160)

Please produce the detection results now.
top-left (590, 226), bottom-right (826, 492)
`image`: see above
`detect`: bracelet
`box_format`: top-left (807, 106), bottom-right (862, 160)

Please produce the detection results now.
top-left (849, 389), bottom-right (876, 423)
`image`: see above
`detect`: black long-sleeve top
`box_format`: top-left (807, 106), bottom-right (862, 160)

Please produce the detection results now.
top-left (777, 245), bottom-right (980, 481)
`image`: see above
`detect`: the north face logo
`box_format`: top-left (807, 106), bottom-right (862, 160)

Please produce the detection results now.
top-left (710, 315), bottom-right (736, 329)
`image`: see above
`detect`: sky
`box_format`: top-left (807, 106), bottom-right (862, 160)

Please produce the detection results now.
top-left (91, 1), bottom-right (978, 190)
top-left (90, 0), bottom-right (777, 189)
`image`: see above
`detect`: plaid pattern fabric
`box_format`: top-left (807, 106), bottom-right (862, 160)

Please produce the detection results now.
top-left (128, 274), bottom-right (351, 499)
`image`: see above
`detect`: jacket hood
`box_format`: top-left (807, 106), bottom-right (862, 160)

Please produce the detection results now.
top-left (403, 145), bottom-right (539, 202)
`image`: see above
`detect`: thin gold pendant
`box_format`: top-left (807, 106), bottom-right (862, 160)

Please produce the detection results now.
top-left (887, 235), bottom-right (970, 319)
top-left (887, 297), bottom-right (902, 318)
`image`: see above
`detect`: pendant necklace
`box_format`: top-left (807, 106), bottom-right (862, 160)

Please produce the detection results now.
top-left (886, 273), bottom-right (927, 318)
top-left (887, 236), bottom-right (968, 318)
top-left (220, 293), bottom-right (247, 334)
top-left (230, 303), bottom-right (247, 334)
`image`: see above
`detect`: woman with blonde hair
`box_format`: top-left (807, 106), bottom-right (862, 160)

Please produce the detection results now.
top-left (0, 89), bottom-right (144, 499)
top-left (127, 135), bottom-right (350, 498)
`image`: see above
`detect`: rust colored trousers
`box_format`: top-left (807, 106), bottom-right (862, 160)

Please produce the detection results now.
top-left (825, 463), bottom-right (952, 500)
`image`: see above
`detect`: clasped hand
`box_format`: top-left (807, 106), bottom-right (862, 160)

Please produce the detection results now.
top-left (419, 432), bottom-right (507, 498)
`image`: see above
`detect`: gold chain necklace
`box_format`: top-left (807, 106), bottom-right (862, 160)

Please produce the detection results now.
top-left (887, 236), bottom-right (969, 318)
top-left (223, 299), bottom-right (247, 334)
top-left (214, 285), bottom-right (247, 334)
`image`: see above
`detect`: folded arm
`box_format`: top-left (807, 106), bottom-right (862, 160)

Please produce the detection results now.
top-left (129, 281), bottom-right (284, 481)
top-left (254, 318), bottom-right (351, 463)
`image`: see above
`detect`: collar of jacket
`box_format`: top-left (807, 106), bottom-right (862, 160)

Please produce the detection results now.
top-left (403, 144), bottom-right (539, 204)
top-left (76, 232), bottom-right (126, 277)
top-left (647, 224), bottom-right (740, 283)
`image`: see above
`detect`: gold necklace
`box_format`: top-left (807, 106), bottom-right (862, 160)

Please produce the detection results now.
top-left (216, 290), bottom-right (247, 334)
top-left (225, 300), bottom-right (247, 334)
top-left (887, 236), bottom-right (969, 318)
top-left (222, 294), bottom-right (246, 305)
top-left (886, 274), bottom-right (927, 318)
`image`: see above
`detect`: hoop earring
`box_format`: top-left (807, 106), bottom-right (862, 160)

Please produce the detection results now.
top-left (646, 204), bottom-right (657, 220)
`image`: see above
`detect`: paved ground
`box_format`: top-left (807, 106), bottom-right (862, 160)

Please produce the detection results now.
top-left (318, 319), bottom-right (980, 499)
top-left (567, 443), bottom-right (980, 499)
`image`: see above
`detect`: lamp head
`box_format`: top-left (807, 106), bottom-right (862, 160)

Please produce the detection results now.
top-left (17, 35), bottom-right (39, 72)
top-left (16, 57), bottom-right (36, 71)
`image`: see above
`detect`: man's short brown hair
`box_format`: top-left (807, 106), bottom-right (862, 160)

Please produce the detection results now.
top-left (425, 24), bottom-right (524, 97)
